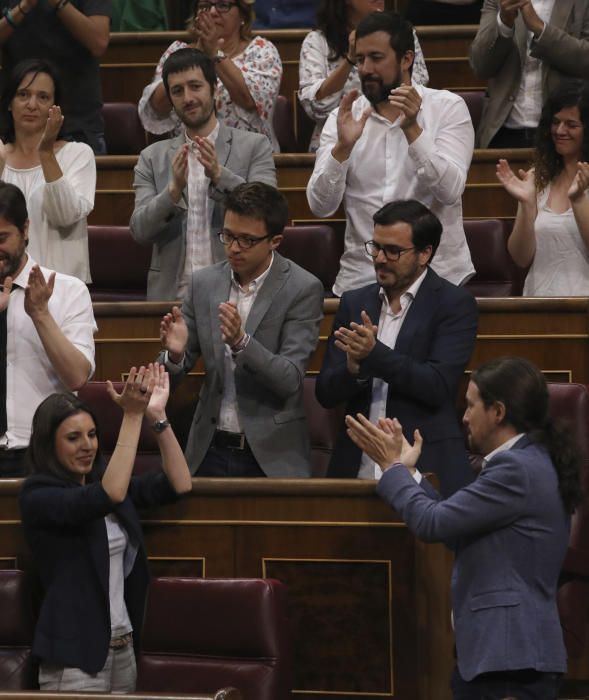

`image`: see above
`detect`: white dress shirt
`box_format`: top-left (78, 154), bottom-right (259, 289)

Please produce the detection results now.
top-left (497, 0), bottom-right (555, 129)
top-left (217, 254), bottom-right (274, 433)
top-left (307, 86), bottom-right (475, 296)
top-left (358, 270), bottom-right (427, 479)
top-left (1, 255), bottom-right (97, 449)
top-left (177, 122), bottom-right (220, 299)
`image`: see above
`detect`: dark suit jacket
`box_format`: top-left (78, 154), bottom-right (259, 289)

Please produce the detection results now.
top-left (166, 253), bottom-right (324, 477)
top-left (316, 268), bottom-right (478, 496)
top-left (19, 471), bottom-right (177, 674)
top-left (377, 436), bottom-right (570, 681)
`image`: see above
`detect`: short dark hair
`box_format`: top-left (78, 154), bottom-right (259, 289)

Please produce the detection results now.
top-left (472, 357), bottom-right (581, 513)
top-left (224, 182), bottom-right (288, 237)
top-left (162, 48), bottom-right (217, 98)
top-left (533, 85), bottom-right (589, 191)
top-left (355, 11), bottom-right (415, 70)
top-left (0, 181), bottom-right (28, 234)
top-left (1, 58), bottom-right (62, 143)
top-left (24, 393), bottom-right (104, 483)
top-left (373, 199), bottom-right (442, 260)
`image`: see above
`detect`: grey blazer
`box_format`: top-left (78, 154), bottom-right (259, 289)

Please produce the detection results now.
top-left (470, 0), bottom-right (589, 148)
top-left (129, 123), bottom-right (276, 300)
top-left (377, 436), bottom-right (570, 681)
top-left (167, 253), bottom-right (324, 477)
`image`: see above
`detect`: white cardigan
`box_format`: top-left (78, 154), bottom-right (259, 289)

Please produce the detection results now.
top-left (2, 141), bottom-right (96, 282)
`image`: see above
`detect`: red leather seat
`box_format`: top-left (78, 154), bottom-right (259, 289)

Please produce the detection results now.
top-left (303, 376), bottom-right (342, 478)
top-left (102, 102), bottom-right (147, 155)
top-left (136, 577), bottom-right (291, 700)
top-left (0, 571), bottom-right (36, 690)
top-left (464, 219), bottom-right (520, 297)
top-left (78, 382), bottom-right (162, 475)
top-left (88, 225), bottom-right (151, 301)
top-left (278, 225), bottom-right (342, 295)
top-left (455, 91), bottom-right (485, 132)
top-left (549, 383), bottom-right (589, 658)
top-left (273, 95), bottom-right (297, 153)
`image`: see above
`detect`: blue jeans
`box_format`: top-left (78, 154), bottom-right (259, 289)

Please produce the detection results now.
top-left (451, 666), bottom-right (561, 700)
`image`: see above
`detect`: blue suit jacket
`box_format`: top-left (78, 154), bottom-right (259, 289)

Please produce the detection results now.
top-left (377, 436), bottom-right (570, 681)
top-left (316, 268), bottom-right (478, 496)
top-left (19, 471), bottom-right (178, 674)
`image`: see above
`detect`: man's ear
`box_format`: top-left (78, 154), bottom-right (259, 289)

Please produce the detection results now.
top-left (493, 400), bottom-right (507, 425)
top-left (270, 234), bottom-right (283, 250)
top-left (401, 50), bottom-right (414, 74)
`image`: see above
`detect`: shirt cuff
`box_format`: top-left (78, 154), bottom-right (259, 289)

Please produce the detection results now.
top-left (496, 11), bottom-right (515, 38)
top-left (163, 350), bottom-right (185, 373)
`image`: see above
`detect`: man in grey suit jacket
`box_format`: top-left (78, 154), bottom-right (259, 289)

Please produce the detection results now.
top-left (347, 356), bottom-right (581, 698)
top-left (470, 0), bottom-right (589, 148)
top-left (130, 48), bottom-right (276, 301)
top-left (160, 182), bottom-right (324, 478)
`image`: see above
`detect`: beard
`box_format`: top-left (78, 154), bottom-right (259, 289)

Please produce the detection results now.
top-left (0, 243), bottom-right (26, 284)
top-left (361, 74), bottom-right (402, 106)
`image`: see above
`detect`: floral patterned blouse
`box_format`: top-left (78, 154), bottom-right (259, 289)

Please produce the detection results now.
top-left (138, 36), bottom-right (282, 151)
top-left (298, 29), bottom-right (430, 152)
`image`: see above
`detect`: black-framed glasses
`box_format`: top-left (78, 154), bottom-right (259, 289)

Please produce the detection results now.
top-left (218, 230), bottom-right (273, 250)
top-left (197, 1), bottom-right (237, 13)
top-left (364, 240), bottom-right (417, 261)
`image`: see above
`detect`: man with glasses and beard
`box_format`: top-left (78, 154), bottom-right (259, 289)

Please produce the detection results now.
top-left (316, 199), bottom-right (478, 496)
top-left (158, 182), bottom-right (323, 478)
top-left (307, 10), bottom-right (475, 298)
top-left (130, 47), bottom-right (276, 302)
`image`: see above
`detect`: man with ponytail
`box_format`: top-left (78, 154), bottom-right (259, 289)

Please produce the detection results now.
top-left (346, 356), bottom-right (581, 699)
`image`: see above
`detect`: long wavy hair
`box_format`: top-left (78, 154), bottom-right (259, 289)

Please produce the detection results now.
top-left (316, 0), bottom-right (351, 60)
top-left (472, 357), bottom-right (581, 513)
top-left (533, 86), bottom-right (589, 192)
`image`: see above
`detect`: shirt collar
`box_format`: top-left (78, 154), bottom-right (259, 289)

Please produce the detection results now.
top-left (378, 267), bottom-right (427, 314)
top-left (483, 433), bottom-right (525, 467)
top-left (231, 251), bottom-right (274, 293)
top-left (13, 254), bottom-right (35, 288)
top-left (184, 120), bottom-right (220, 149)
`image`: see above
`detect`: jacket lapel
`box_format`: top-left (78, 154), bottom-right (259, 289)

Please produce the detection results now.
top-left (245, 254), bottom-right (288, 336)
top-left (215, 122), bottom-right (232, 168)
top-left (395, 268), bottom-right (439, 354)
top-left (548, 0), bottom-right (574, 30)
top-left (208, 264), bottom-right (232, 379)
top-left (168, 134), bottom-right (188, 208)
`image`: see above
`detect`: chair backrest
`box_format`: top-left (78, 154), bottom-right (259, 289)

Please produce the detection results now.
top-left (548, 383), bottom-right (589, 658)
top-left (0, 571), bottom-right (36, 690)
top-left (455, 91), bottom-right (485, 132)
top-left (273, 95), bottom-right (297, 153)
top-left (87, 226), bottom-right (151, 301)
top-left (77, 382), bottom-right (162, 475)
top-left (136, 577), bottom-right (291, 700)
top-left (463, 219), bottom-right (520, 297)
top-left (278, 225), bottom-right (342, 295)
top-left (303, 376), bottom-right (342, 478)
top-left (102, 102), bottom-right (147, 155)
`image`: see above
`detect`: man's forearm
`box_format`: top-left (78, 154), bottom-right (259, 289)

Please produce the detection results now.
top-left (53, 6), bottom-right (109, 57)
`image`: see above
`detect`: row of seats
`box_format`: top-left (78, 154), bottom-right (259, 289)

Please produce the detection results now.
top-left (78, 378), bottom-right (589, 661)
top-left (101, 90), bottom-right (486, 155)
top-left (87, 219), bottom-right (523, 301)
top-left (0, 571), bottom-right (289, 700)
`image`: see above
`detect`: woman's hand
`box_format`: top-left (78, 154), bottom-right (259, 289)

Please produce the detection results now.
top-left (37, 106), bottom-right (64, 154)
top-left (346, 29), bottom-right (356, 64)
top-left (195, 9), bottom-right (223, 58)
top-left (107, 365), bottom-right (155, 416)
top-left (145, 363), bottom-right (169, 423)
top-left (496, 159), bottom-right (536, 204)
top-left (568, 161), bottom-right (589, 202)
top-left (345, 414), bottom-right (423, 473)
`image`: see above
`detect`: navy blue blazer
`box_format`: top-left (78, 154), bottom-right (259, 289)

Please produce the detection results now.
top-left (377, 436), bottom-right (570, 681)
top-left (316, 268), bottom-right (478, 496)
top-left (19, 471), bottom-right (178, 674)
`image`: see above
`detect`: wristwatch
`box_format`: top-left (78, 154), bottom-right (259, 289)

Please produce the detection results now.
top-left (152, 419), bottom-right (170, 433)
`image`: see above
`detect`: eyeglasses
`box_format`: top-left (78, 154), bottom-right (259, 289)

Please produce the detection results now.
top-left (218, 230), bottom-right (272, 249)
top-left (364, 240), bottom-right (417, 261)
top-left (197, 1), bottom-right (238, 13)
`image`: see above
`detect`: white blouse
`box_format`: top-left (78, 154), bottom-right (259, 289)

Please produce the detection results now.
top-left (524, 187), bottom-right (589, 296)
top-left (299, 29), bottom-right (430, 152)
top-left (138, 36), bottom-right (282, 151)
top-left (2, 141), bottom-right (96, 283)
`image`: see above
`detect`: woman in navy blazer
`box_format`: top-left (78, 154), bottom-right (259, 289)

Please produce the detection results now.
top-left (19, 363), bottom-right (192, 692)
top-left (346, 357), bottom-right (581, 699)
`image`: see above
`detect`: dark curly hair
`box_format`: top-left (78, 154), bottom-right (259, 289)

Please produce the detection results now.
top-left (316, 0), bottom-right (351, 60)
top-left (472, 357), bottom-right (582, 513)
top-left (533, 86), bottom-right (589, 193)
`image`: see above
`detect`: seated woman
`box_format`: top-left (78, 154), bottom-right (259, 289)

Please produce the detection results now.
top-left (138, 0), bottom-right (282, 151)
top-left (19, 363), bottom-right (192, 692)
top-left (298, 1), bottom-right (429, 152)
top-left (0, 59), bottom-right (96, 283)
top-left (497, 87), bottom-right (589, 296)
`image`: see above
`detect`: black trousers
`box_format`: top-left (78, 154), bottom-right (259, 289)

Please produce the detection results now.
top-left (451, 666), bottom-right (562, 700)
